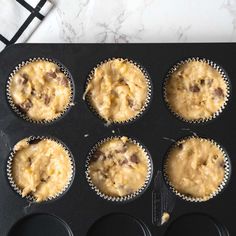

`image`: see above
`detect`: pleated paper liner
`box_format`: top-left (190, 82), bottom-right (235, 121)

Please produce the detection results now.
top-left (7, 136), bottom-right (75, 203)
top-left (163, 136), bottom-right (231, 202)
top-left (83, 58), bottom-right (153, 125)
top-left (163, 57), bottom-right (230, 123)
top-left (6, 57), bottom-right (75, 124)
top-left (85, 136), bottom-right (153, 202)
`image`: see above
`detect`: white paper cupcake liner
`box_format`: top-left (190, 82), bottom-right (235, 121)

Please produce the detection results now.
top-left (6, 57), bottom-right (75, 124)
top-left (83, 58), bottom-right (153, 125)
top-left (7, 136), bottom-right (75, 203)
top-left (85, 136), bottom-right (153, 202)
top-left (163, 136), bottom-right (231, 202)
top-left (163, 57), bottom-right (230, 123)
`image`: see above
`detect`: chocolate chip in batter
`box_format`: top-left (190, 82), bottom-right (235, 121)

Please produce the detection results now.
top-left (202, 160), bottom-right (207, 166)
top-left (130, 154), bottom-right (139, 164)
top-left (28, 157), bottom-right (32, 165)
top-left (177, 143), bottom-right (183, 149)
top-left (189, 85), bottom-right (200, 93)
top-left (22, 72), bottom-right (29, 79)
top-left (200, 79), bottom-right (205, 85)
top-left (214, 87), bottom-right (224, 98)
top-left (55, 67), bottom-right (61, 73)
top-left (17, 73), bottom-right (29, 85)
top-left (31, 88), bottom-right (36, 96)
top-left (16, 105), bottom-right (26, 114)
top-left (28, 139), bottom-right (41, 145)
top-left (118, 77), bottom-right (127, 85)
top-left (46, 72), bottom-right (57, 79)
top-left (41, 176), bottom-right (50, 183)
top-left (21, 73), bottom-right (29, 84)
top-left (43, 94), bottom-right (51, 105)
top-left (127, 98), bottom-right (134, 108)
top-left (219, 161), bottom-right (225, 168)
top-left (58, 76), bottom-right (69, 87)
top-left (212, 155), bottom-right (219, 161)
top-left (91, 150), bottom-right (105, 162)
top-left (118, 78), bottom-right (124, 83)
top-left (101, 173), bottom-right (108, 179)
top-left (20, 99), bottom-right (33, 112)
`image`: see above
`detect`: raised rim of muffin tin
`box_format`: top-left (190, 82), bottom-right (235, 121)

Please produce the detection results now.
top-left (162, 135), bottom-right (231, 202)
top-left (163, 57), bottom-right (231, 124)
top-left (6, 57), bottom-right (75, 125)
top-left (87, 212), bottom-right (151, 236)
top-left (7, 213), bottom-right (74, 236)
top-left (85, 135), bottom-right (153, 203)
top-left (164, 212), bottom-right (229, 236)
top-left (6, 135), bottom-right (76, 203)
top-left (83, 57), bottom-right (153, 126)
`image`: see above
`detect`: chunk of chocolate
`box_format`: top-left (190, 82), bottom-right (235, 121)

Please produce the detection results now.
top-left (28, 139), bottom-right (41, 145)
top-left (20, 99), bottom-right (33, 111)
top-left (31, 89), bottom-right (36, 96)
top-left (91, 150), bottom-right (105, 162)
top-left (17, 73), bottom-right (29, 85)
top-left (127, 98), bottom-right (134, 108)
top-left (21, 73), bottom-right (29, 84)
top-left (130, 154), bottom-right (139, 164)
top-left (212, 155), bottom-right (218, 161)
top-left (58, 76), bottom-right (69, 87)
top-left (219, 161), bottom-right (225, 168)
top-left (28, 157), bottom-right (32, 165)
top-left (46, 72), bottom-right (57, 79)
top-left (22, 72), bottom-right (29, 79)
top-left (101, 173), bottom-right (108, 179)
top-left (189, 85), bottom-right (200, 93)
top-left (41, 176), bottom-right (50, 183)
top-left (55, 67), bottom-right (61, 73)
top-left (177, 143), bottom-right (183, 149)
top-left (43, 94), bottom-right (51, 105)
top-left (200, 79), bottom-right (205, 85)
top-left (214, 87), bottom-right (224, 98)
top-left (118, 77), bottom-right (127, 85)
top-left (118, 78), bottom-right (124, 83)
top-left (202, 160), bottom-right (207, 166)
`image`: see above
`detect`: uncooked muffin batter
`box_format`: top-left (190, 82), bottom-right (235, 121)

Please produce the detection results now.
top-left (166, 137), bottom-right (225, 199)
top-left (9, 60), bottom-right (72, 121)
top-left (165, 61), bottom-right (228, 121)
top-left (88, 136), bottom-right (149, 197)
top-left (83, 59), bottom-right (148, 123)
top-left (12, 138), bottom-right (72, 202)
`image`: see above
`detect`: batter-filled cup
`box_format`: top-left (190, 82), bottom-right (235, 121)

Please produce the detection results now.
top-left (86, 136), bottom-right (153, 202)
top-left (7, 136), bottom-right (75, 202)
top-left (163, 136), bottom-right (230, 202)
top-left (83, 58), bottom-right (152, 125)
top-left (6, 58), bottom-right (74, 123)
top-left (164, 58), bottom-right (230, 123)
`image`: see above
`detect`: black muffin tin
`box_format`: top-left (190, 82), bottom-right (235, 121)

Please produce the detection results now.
top-left (0, 43), bottom-right (235, 236)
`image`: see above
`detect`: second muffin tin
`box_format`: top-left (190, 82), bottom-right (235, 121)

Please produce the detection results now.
top-left (0, 43), bottom-right (235, 236)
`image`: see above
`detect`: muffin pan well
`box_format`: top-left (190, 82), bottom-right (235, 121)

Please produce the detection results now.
top-left (0, 43), bottom-right (235, 236)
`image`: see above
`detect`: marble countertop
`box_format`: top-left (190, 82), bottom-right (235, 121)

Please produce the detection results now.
top-left (28, 0), bottom-right (236, 43)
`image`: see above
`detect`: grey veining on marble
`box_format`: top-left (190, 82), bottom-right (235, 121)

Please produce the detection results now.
top-left (28, 0), bottom-right (236, 43)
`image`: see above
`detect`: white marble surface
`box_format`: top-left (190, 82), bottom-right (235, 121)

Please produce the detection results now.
top-left (28, 0), bottom-right (236, 43)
